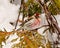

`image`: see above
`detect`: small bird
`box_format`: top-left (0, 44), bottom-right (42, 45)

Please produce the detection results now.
top-left (23, 13), bottom-right (41, 30)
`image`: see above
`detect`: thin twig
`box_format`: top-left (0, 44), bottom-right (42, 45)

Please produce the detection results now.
top-left (15, 10), bottom-right (21, 30)
top-left (14, 0), bottom-right (22, 30)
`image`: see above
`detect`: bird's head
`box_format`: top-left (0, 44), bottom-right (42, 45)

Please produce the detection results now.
top-left (34, 13), bottom-right (40, 19)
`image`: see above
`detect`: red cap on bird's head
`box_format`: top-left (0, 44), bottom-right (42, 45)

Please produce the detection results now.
top-left (35, 13), bottom-right (40, 18)
top-left (35, 13), bottom-right (40, 16)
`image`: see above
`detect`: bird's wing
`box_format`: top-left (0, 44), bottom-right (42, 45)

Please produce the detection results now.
top-left (24, 19), bottom-right (34, 28)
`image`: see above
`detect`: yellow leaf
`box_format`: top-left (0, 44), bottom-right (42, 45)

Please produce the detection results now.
top-left (54, 0), bottom-right (60, 9)
top-left (46, 41), bottom-right (51, 48)
top-left (24, 36), bottom-right (38, 48)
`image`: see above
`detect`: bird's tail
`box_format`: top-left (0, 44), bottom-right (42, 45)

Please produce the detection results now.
top-left (16, 27), bottom-right (24, 31)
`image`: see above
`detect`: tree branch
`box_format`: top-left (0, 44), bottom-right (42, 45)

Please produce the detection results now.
top-left (38, 0), bottom-right (60, 34)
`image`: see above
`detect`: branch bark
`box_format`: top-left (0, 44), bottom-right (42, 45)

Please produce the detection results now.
top-left (15, 0), bottom-right (24, 30)
top-left (37, 0), bottom-right (60, 48)
top-left (38, 0), bottom-right (60, 34)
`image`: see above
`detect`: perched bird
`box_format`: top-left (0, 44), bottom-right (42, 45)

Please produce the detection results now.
top-left (23, 13), bottom-right (41, 30)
